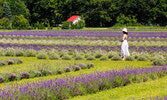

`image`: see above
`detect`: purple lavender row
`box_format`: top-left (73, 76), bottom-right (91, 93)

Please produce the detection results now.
top-left (0, 43), bottom-right (167, 52)
top-left (0, 31), bottom-right (167, 38)
top-left (148, 96), bottom-right (167, 100)
top-left (0, 66), bottom-right (167, 100)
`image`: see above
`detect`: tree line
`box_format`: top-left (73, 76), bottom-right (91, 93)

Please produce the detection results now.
top-left (0, 0), bottom-right (166, 28)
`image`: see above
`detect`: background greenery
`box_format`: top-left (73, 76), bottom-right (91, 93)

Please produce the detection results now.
top-left (0, 0), bottom-right (166, 28)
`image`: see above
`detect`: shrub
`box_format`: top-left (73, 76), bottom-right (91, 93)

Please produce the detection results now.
top-left (68, 51), bottom-right (73, 55)
top-left (12, 15), bottom-right (30, 30)
top-left (0, 75), bottom-right (4, 83)
top-left (7, 25), bottom-right (12, 30)
top-left (65, 67), bottom-right (71, 72)
top-left (7, 73), bottom-right (16, 81)
top-left (150, 55), bottom-right (165, 61)
top-left (24, 50), bottom-right (36, 57)
top-left (62, 55), bottom-right (71, 60)
top-left (95, 53), bottom-right (103, 58)
top-left (62, 21), bottom-right (70, 29)
top-left (100, 56), bottom-right (108, 61)
top-left (28, 26), bottom-right (32, 30)
top-left (78, 63), bottom-right (87, 69)
top-left (12, 59), bottom-right (23, 64)
top-left (74, 55), bottom-right (84, 60)
top-left (0, 61), bottom-right (6, 66)
top-left (7, 60), bottom-right (14, 65)
top-left (46, 70), bottom-right (52, 75)
top-left (85, 54), bottom-right (91, 58)
top-left (152, 59), bottom-right (165, 66)
top-left (77, 20), bottom-right (85, 29)
top-left (131, 52), bottom-right (139, 59)
top-left (5, 49), bottom-right (15, 56)
top-left (108, 53), bottom-right (114, 59)
top-left (0, 17), bottom-right (10, 29)
top-left (125, 56), bottom-right (135, 61)
top-left (137, 56), bottom-right (148, 61)
top-left (15, 50), bottom-right (24, 56)
top-left (0, 51), bottom-right (4, 56)
top-left (143, 54), bottom-right (150, 60)
top-left (116, 14), bottom-right (139, 26)
top-left (59, 51), bottom-right (68, 57)
top-left (49, 53), bottom-right (59, 60)
top-left (34, 71), bottom-right (42, 77)
top-left (20, 72), bottom-right (30, 79)
top-left (86, 56), bottom-right (95, 60)
top-left (111, 55), bottom-right (122, 61)
top-left (39, 69), bottom-right (52, 76)
top-left (71, 20), bottom-right (85, 29)
top-left (57, 70), bottom-right (62, 74)
top-left (37, 52), bottom-right (47, 59)
top-left (38, 23), bottom-right (45, 29)
top-left (74, 66), bottom-right (80, 71)
top-left (86, 63), bottom-right (94, 69)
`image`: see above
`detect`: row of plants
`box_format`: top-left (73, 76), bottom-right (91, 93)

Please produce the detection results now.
top-left (0, 66), bottom-right (167, 100)
top-left (37, 52), bottom-right (167, 66)
top-left (1, 49), bottom-right (166, 65)
top-left (0, 31), bottom-right (166, 38)
top-left (0, 35), bottom-right (166, 42)
top-left (0, 38), bottom-right (167, 47)
top-left (145, 96), bottom-right (167, 100)
top-left (0, 63), bottom-right (94, 83)
top-left (0, 58), bottom-right (22, 66)
top-left (0, 43), bottom-right (166, 53)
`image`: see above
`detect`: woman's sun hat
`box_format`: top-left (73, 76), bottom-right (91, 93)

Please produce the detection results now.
top-left (122, 28), bottom-right (128, 32)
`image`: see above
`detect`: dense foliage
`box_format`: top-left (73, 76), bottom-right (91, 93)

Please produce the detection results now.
top-left (0, 0), bottom-right (166, 28)
top-left (12, 15), bottom-right (30, 29)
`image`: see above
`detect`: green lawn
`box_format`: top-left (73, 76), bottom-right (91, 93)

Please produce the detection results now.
top-left (0, 57), bottom-right (152, 74)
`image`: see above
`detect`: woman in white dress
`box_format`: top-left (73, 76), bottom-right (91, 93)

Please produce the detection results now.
top-left (121, 28), bottom-right (130, 60)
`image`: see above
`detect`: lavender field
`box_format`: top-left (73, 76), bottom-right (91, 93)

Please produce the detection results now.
top-left (0, 30), bottom-right (166, 100)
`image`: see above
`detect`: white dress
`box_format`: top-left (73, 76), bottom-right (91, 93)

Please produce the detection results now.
top-left (121, 38), bottom-right (130, 57)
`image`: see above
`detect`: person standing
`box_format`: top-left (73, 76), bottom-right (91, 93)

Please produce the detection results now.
top-left (121, 28), bottom-right (130, 60)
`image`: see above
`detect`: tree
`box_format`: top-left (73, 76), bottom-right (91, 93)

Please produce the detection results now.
top-left (23, 0), bottom-right (54, 24)
top-left (116, 14), bottom-right (139, 26)
top-left (3, 2), bottom-right (12, 21)
top-left (12, 15), bottom-right (30, 29)
top-left (7, 0), bottom-right (30, 20)
top-left (0, 0), bottom-right (4, 18)
top-left (22, 0), bottom-right (167, 27)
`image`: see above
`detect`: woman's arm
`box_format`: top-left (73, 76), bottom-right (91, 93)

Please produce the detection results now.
top-left (121, 34), bottom-right (126, 42)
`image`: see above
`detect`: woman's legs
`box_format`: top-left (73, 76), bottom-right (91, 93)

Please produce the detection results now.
top-left (122, 56), bottom-right (125, 60)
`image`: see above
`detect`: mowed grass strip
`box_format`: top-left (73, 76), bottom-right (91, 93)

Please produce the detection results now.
top-left (70, 76), bottom-right (167, 100)
top-left (0, 57), bottom-right (152, 74)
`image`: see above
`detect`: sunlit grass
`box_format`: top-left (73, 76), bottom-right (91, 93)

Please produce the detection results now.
top-left (0, 57), bottom-right (152, 74)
